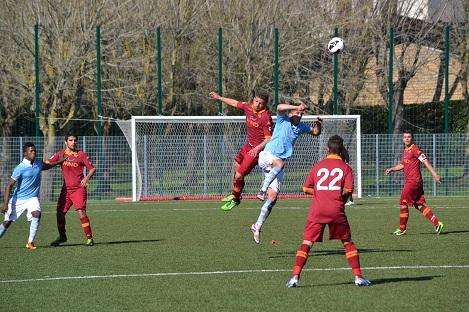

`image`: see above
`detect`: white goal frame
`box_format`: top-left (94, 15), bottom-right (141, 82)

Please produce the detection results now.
top-left (131, 115), bottom-right (361, 201)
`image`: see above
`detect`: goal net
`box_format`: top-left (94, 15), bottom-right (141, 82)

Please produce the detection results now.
top-left (127, 115), bottom-right (361, 201)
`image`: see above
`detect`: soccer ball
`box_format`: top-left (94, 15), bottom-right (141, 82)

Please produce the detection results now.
top-left (328, 37), bottom-right (344, 54)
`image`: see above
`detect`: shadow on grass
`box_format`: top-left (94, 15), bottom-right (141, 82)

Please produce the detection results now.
top-left (418, 230), bottom-right (469, 235)
top-left (43, 239), bottom-right (163, 248)
top-left (268, 248), bottom-right (413, 259)
top-left (299, 275), bottom-right (442, 287)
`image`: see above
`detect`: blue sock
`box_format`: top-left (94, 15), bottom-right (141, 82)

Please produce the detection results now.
top-left (255, 198), bottom-right (277, 228)
top-left (261, 167), bottom-right (282, 192)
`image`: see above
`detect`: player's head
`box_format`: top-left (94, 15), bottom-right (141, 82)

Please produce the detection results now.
top-left (402, 130), bottom-right (413, 147)
top-left (64, 134), bottom-right (78, 151)
top-left (327, 135), bottom-right (344, 155)
top-left (23, 142), bottom-right (37, 161)
top-left (252, 91), bottom-right (269, 112)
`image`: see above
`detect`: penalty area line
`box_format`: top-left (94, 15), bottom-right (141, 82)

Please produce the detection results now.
top-left (1, 265), bottom-right (469, 284)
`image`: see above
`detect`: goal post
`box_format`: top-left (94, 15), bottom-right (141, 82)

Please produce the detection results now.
top-left (129, 115), bottom-right (361, 202)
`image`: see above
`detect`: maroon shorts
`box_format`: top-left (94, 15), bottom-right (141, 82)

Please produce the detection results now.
top-left (400, 182), bottom-right (425, 206)
top-left (303, 219), bottom-right (351, 242)
top-left (234, 143), bottom-right (259, 176)
top-left (57, 186), bottom-right (87, 213)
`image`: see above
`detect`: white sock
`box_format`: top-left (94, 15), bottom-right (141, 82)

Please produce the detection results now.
top-left (0, 223), bottom-right (7, 238)
top-left (255, 198), bottom-right (277, 229)
top-left (261, 167), bottom-right (282, 192)
top-left (28, 217), bottom-right (40, 243)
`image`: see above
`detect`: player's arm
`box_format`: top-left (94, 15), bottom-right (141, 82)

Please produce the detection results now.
top-left (248, 136), bottom-right (271, 157)
top-left (209, 92), bottom-right (240, 108)
top-left (2, 178), bottom-right (16, 214)
top-left (277, 102), bottom-right (306, 115)
top-left (302, 170), bottom-right (315, 195)
top-left (310, 118), bottom-right (322, 136)
top-left (342, 166), bottom-right (354, 202)
top-left (80, 153), bottom-right (96, 187)
top-left (42, 157), bottom-right (67, 171)
top-left (385, 163), bottom-right (404, 174)
top-left (422, 158), bottom-right (441, 183)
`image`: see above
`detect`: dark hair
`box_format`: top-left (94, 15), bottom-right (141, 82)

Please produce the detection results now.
top-left (23, 142), bottom-right (36, 154)
top-left (402, 130), bottom-right (413, 138)
top-left (253, 91), bottom-right (270, 104)
top-left (327, 135), bottom-right (344, 155)
top-left (65, 133), bottom-right (78, 141)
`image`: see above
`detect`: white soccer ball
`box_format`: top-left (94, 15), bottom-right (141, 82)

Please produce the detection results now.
top-left (328, 37), bottom-right (344, 54)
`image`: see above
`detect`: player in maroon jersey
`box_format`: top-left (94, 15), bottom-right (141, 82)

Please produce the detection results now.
top-left (48, 134), bottom-right (96, 246)
top-left (385, 131), bottom-right (444, 235)
top-left (286, 135), bottom-right (371, 287)
top-left (209, 91), bottom-right (273, 211)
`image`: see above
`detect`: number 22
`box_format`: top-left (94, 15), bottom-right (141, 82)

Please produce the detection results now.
top-left (316, 168), bottom-right (343, 191)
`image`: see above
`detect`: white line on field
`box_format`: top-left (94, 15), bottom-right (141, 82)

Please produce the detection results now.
top-left (38, 206), bottom-right (467, 214)
top-left (1, 265), bottom-right (468, 284)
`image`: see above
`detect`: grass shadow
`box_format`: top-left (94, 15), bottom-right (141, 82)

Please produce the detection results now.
top-left (299, 275), bottom-right (442, 287)
top-left (268, 248), bottom-right (413, 259)
top-left (43, 239), bottom-right (163, 248)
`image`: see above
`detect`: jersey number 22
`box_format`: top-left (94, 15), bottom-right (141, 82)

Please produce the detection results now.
top-left (316, 168), bottom-right (343, 191)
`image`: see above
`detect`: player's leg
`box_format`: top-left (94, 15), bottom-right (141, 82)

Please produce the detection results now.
top-left (286, 239), bottom-right (313, 288)
top-left (251, 169), bottom-right (283, 243)
top-left (257, 151), bottom-right (284, 200)
top-left (342, 239), bottom-right (371, 286)
top-left (251, 188), bottom-right (278, 244)
top-left (25, 197), bottom-right (41, 250)
top-left (73, 188), bottom-right (94, 246)
top-left (1, 199), bottom-right (25, 239)
top-left (394, 186), bottom-right (410, 235)
top-left (0, 220), bottom-right (12, 238)
top-left (414, 196), bottom-right (444, 234)
top-left (286, 221), bottom-right (324, 288)
top-left (51, 188), bottom-right (72, 246)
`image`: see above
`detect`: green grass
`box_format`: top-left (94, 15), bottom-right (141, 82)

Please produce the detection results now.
top-left (1, 197), bottom-right (469, 311)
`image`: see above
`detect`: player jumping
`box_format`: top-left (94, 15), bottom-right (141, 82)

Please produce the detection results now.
top-left (286, 135), bottom-right (371, 287)
top-left (209, 91), bottom-right (272, 211)
top-left (251, 102), bottom-right (321, 244)
top-left (385, 131), bottom-right (444, 235)
top-left (48, 134), bottom-right (96, 247)
top-left (1, 142), bottom-right (65, 250)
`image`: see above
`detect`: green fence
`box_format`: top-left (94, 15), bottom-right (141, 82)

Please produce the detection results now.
top-left (1, 22), bottom-right (467, 137)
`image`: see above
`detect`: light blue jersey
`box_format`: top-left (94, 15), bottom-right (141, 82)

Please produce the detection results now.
top-left (265, 113), bottom-right (311, 159)
top-left (10, 159), bottom-right (43, 200)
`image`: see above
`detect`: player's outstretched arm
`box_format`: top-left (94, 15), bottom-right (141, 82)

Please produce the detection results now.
top-left (2, 178), bottom-right (16, 214)
top-left (42, 157), bottom-right (67, 171)
top-left (422, 159), bottom-right (442, 183)
top-left (209, 92), bottom-right (240, 108)
top-left (385, 164), bottom-right (404, 175)
top-left (277, 103), bottom-right (306, 115)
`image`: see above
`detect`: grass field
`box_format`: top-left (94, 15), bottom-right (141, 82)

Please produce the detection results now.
top-left (1, 197), bottom-right (468, 311)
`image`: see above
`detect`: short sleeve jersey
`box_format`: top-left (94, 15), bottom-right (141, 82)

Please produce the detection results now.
top-left (304, 155), bottom-right (354, 224)
top-left (11, 159), bottom-right (43, 200)
top-left (50, 150), bottom-right (94, 189)
top-left (401, 144), bottom-right (426, 184)
top-left (264, 113), bottom-right (310, 160)
top-left (237, 102), bottom-right (273, 147)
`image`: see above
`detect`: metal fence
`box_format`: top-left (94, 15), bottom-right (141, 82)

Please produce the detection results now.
top-left (0, 134), bottom-right (467, 201)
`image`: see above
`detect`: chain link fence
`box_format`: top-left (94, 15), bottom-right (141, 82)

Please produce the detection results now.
top-left (0, 134), bottom-right (467, 201)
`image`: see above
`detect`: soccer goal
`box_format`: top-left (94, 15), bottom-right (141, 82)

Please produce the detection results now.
top-left (127, 115), bottom-right (361, 202)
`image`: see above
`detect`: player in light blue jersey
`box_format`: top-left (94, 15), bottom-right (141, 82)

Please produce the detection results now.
top-left (1, 142), bottom-right (65, 250)
top-left (250, 102), bottom-right (322, 244)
